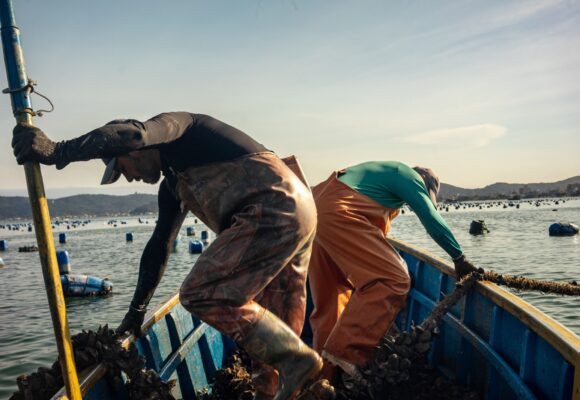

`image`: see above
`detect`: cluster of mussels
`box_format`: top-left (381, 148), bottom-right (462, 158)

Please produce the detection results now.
top-left (17, 245), bottom-right (39, 252)
top-left (482, 271), bottom-right (580, 296)
top-left (197, 352), bottom-right (255, 400)
top-left (336, 322), bottom-right (441, 400)
top-left (335, 272), bottom-right (482, 400)
top-left (10, 326), bottom-right (175, 400)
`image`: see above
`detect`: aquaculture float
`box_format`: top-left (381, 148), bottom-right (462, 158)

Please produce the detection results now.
top-left (56, 250), bottom-right (113, 297)
top-left (50, 237), bottom-right (580, 400)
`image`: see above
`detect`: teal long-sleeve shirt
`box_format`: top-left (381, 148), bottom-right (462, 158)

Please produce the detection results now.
top-left (338, 161), bottom-right (462, 259)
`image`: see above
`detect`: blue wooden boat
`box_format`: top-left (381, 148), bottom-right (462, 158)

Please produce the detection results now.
top-left (50, 237), bottom-right (580, 400)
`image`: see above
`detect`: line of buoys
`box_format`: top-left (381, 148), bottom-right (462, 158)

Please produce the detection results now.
top-left (189, 239), bottom-right (204, 254)
top-left (549, 222), bottom-right (579, 237)
top-left (0, 239), bottom-right (7, 251)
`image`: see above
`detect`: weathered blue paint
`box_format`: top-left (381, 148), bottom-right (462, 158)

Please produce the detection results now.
top-left (0, 0), bottom-right (33, 115)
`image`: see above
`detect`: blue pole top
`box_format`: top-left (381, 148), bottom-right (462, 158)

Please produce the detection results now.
top-left (0, 0), bottom-right (33, 115)
top-left (0, 0), bottom-right (16, 27)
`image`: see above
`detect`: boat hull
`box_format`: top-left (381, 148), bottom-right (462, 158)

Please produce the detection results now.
top-left (51, 238), bottom-right (580, 400)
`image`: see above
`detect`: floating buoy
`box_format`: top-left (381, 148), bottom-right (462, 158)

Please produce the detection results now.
top-left (57, 250), bottom-right (72, 275)
top-left (18, 245), bottom-right (38, 253)
top-left (189, 240), bottom-right (204, 254)
top-left (55, 250), bottom-right (112, 295)
top-left (126, 232), bottom-right (134, 242)
top-left (469, 220), bottom-right (490, 235)
top-left (0, 240), bottom-right (7, 251)
top-left (549, 222), bottom-right (579, 237)
top-left (60, 274), bottom-right (112, 296)
top-left (172, 234), bottom-right (181, 252)
top-left (186, 227), bottom-right (195, 236)
top-left (59, 233), bottom-right (67, 244)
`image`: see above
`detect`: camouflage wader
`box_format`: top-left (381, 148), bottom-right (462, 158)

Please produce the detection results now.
top-left (177, 152), bottom-right (316, 397)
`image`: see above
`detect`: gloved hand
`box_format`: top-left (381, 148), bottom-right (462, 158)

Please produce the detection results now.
top-left (453, 254), bottom-right (484, 280)
top-left (116, 304), bottom-right (147, 337)
top-left (12, 123), bottom-right (67, 168)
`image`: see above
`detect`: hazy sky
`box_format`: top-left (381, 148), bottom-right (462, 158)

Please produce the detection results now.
top-left (0, 0), bottom-right (578, 198)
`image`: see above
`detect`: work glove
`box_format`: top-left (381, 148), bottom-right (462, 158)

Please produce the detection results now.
top-left (453, 254), bottom-right (484, 280)
top-left (12, 123), bottom-right (67, 168)
top-left (116, 304), bottom-right (147, 337)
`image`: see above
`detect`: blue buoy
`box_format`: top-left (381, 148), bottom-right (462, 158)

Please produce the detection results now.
top-left (126, 232), bottom-right (134, 242)
top-left (58, 233), bottom-right (67, 244)
top-left (0, 240), bottom-right (7, 251)
top-left (60, 274), bottom-right (112, 296)
top-left (189, 240), bottom-right (204, 254)
top-left (549, 222), bottom-right (579, 237)
top-left (172, 234), bottom-right (181, 252)
top-left (201, 231), bottom-right (209, 240)
top-left (56, 250), bottom-right (71, 275)
top-left (186, 227), bottom-right (194, 236)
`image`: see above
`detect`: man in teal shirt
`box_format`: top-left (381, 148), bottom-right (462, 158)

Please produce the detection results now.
top-left (309, 161), bottom-right (480, 380)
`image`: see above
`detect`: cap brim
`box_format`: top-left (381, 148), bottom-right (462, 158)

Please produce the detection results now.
top-left (100, 158), bottom-right (121, 185)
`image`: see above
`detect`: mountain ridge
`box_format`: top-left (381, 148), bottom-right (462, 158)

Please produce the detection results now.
top-left (1, 175), bottom-right (579, 219)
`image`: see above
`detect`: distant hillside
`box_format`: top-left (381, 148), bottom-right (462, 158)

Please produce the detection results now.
top-left (0, 194), bottom-right (158, 219)
top-left (2, 175), bottom-right (579, 219)
top-left (439, 176), bottom-right (580, 201)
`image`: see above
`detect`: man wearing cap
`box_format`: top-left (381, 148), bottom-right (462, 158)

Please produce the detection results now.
top-left (308, 161), bottom-right (481, 380)
top-left (12, 113), bottom-right (322, 400)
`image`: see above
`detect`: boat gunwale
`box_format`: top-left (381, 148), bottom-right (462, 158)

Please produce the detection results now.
top-left (387, 236), bottom-right (580, 363)
top-left (50, 294), bottom-right (181, 400)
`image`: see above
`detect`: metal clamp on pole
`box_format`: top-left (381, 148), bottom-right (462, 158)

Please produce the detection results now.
top-left (0, 1), bottom-right (82, 399)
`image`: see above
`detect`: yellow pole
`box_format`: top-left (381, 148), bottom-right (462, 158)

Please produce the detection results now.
top-left (0, 2), bottom-right (82, 399)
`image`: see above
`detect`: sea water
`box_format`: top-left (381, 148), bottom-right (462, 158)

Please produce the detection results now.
top-left (0, 199), bottom-right (578, 398)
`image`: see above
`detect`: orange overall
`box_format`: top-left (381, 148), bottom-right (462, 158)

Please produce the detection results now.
top-left (309, 172), bottom-right (410, 368)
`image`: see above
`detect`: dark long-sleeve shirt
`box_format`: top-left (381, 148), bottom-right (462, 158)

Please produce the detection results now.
top-left (57, 112), bottom-right (268, 309)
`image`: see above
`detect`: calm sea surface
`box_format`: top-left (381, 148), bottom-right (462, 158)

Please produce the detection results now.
top-left (0, 199), bottom-right (579, 399)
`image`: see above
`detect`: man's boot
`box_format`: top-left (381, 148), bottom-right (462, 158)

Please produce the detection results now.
top-left (240, 310), bottom-right (323, 400)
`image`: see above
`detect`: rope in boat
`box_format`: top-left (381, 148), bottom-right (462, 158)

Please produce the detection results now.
top-left (337, 272), bottom-right (481, 400)
top-left (335, 270), bottom-right (579, 399)
top-left (482, 271), bottom-right (579, 295)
